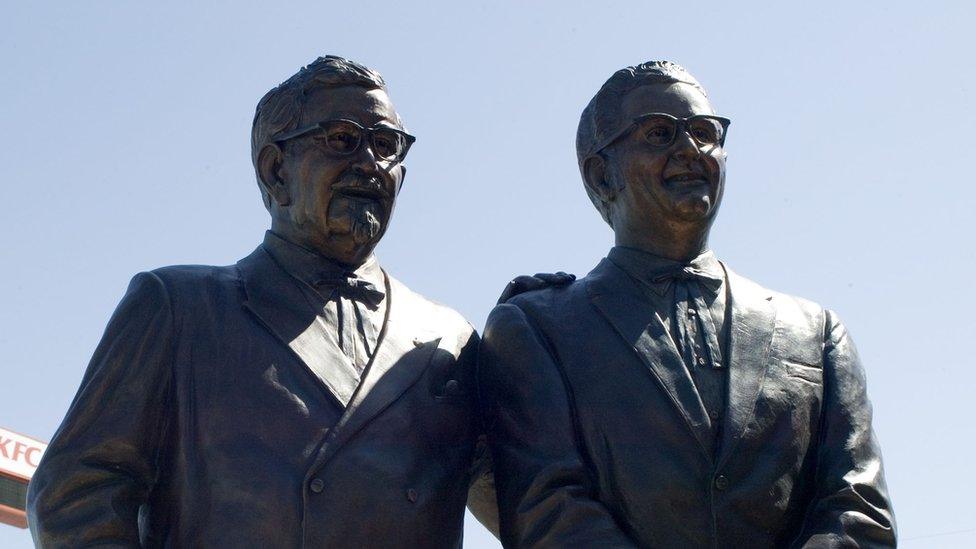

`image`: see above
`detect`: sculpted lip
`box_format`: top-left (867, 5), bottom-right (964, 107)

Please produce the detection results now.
top-left (664, 171), bottom-right (709, 185)
top-left (331, 178), bottom-right (391, 200)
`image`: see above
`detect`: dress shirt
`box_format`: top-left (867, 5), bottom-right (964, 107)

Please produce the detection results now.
top-left (262, 231), bottom-right (387, 390)
top-left (608, 246), bottom-right (730, 449)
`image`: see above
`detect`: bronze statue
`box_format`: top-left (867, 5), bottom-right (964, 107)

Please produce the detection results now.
top-left (27, 56), bottom-right (495, 547)
top-left (480, 61), bottom-right (896, 547)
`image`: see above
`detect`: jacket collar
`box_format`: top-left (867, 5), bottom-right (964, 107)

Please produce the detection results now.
top-left (586, 256), bottom-right (775, 463)
top-left (714, 266), bottom-right (776, 469)
top-left (305, 275), bottom-right (447, 476)
top-left (586, 257), bottom-right (712, 458)
top-left (236, 245), bottom-right (439, 452)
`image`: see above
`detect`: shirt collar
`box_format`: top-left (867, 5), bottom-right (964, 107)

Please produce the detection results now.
top-left (262, 231), bottom-right (385, 299)
top-left (608, 246), bottom-right (724, 296)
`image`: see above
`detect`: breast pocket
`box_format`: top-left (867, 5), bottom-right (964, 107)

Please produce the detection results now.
top-left (753, 356), bottom-right (824, 470)
top-left (416, 350), bottom-right (476, 450)
top-left (779, 358), bottom-right (823, 385)
top-left (426, 349), bottom-right (472, 406)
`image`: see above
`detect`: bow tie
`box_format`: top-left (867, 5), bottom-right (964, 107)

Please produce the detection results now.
top-left (649, 264), bottom-right (725, 371)
top-left (650, 265), bottom-right (724, 294)
top-left (313, 276), bottom-right (385, 309)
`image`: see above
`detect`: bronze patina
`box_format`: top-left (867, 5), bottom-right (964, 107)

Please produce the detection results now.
top-left (480, 61), bottom-right (896, 548)
top-left (27, 56), bottom-right (496, 548)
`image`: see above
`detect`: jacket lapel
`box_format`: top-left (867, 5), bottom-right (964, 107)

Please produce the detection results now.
top-left (237, 245), bottom-right (357, 408)
top-left (586, 258), bottom-right (713, 459)
top-left (715, 265), bottom-right (777, 470)
top-left (307, 275), bottom-right (441, 471)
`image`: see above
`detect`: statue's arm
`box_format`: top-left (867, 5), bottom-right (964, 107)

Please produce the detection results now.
top-left (792, 310), bottom-right (897, 548)
top-left (461, 329), bottom-right (501, 538)
top-left (466, 429), bottom-right (500, 538)
top-left (27, 272), bottom-right (175, 548)
top-left (479, 303), bottom-right (637, 548)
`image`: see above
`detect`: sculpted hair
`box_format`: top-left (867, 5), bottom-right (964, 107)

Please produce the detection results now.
top-left (576, 61), bottom-right (708, 226)
top-left (251, 56), bottom-right (389, 207)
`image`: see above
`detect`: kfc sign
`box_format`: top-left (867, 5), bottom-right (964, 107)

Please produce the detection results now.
top-left (0, 427), bottom-right (46, 529)
top-left (0, 427), bottom-right (46, 481)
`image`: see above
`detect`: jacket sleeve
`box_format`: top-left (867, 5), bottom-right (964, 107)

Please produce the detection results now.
top-left (27, 272), bottom-right (175, 548)
top-left (461, 328), bottom-right (501, 539)
top-left (479, 303), bottom-right (637, 548)
top-left (793, 310), bottom-right (896, 548)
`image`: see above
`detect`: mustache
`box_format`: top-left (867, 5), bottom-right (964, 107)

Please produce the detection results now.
top-left (331, 172), bottom-right (393, 199)
top-left (664, 170), bottom-right (708, 181)
top-left (663, 161), bottom-right (710, 182)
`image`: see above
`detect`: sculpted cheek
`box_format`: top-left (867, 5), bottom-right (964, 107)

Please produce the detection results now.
top-left (702, 150), bottom-right (725, 181)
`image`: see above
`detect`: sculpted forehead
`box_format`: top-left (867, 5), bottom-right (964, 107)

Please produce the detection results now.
top-left (301, 86), bottom-right (400, 128)
top-left (620, 82), bottom-right (715, 121)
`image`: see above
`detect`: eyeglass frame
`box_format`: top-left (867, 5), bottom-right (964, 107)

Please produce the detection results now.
top-left (272, 118), bottom-right (417, 163)
top-left (589, 112), bottom-right (731, 157)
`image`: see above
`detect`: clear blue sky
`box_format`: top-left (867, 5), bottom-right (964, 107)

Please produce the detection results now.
top-left (2, 2), bottom-right (973, 547)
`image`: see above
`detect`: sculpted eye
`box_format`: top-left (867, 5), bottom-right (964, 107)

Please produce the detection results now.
top-left (319, 121), bottom-right (363, 154)
top-left (692, 127), bottom-right (712, 141)
top-left (326, 131), bottom-right (359, 153)
top-left (372, 131), bottom-right (401, 159)
top-left (644, 125), bottom-right (674, 146)
top-left (690, 119), bottom-right (721, 144)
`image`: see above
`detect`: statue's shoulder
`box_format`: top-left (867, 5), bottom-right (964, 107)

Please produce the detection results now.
top-left (131, 263), bottom-right (241, 315)
top-left (150, 262), bottom-right (236, 280)
top-left (149, 262), bottom-right (239, 291)
top-left (727, 267), bottom-right (827, 335)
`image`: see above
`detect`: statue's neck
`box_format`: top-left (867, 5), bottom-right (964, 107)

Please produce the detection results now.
top-left (614, 225), bottom-right (711, 263)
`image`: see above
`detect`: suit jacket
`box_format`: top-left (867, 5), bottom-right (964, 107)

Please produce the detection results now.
top-left (28, 244), bottom-right (494, 548)
top-left (479, 257), bottom-right (895, 548)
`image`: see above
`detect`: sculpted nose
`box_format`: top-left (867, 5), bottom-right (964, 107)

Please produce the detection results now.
top-left (349, 142), bottom-right (382, 174)
top-left (347, 143), bottom-right (396, 191)
top-left (670, 129), bottom-right (702, 162)
top-left (358, 140), bottom-right (380, 162)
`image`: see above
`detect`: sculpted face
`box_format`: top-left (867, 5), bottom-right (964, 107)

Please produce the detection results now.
top-left (265, 85), bottom-right (405, 265)
top-left (599, 82), bottom-right (727, 257)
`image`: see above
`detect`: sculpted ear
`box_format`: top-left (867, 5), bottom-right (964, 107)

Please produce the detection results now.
top-left (257, 143), bottom-right (290, 207)
top-left (583, 154), bottom-right (617, 204)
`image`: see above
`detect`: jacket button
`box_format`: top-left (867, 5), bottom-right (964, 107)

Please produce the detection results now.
top-left (309, 478), bottom-right (325, 493)
top-left (444, 379), bottom-right (460, 396)
top-left (406, 488), bottom-right (418, 503)
top-left (714, 475), bottom-right (729, 491)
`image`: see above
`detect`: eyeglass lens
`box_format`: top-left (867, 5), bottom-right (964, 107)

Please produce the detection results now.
top-left (639, 115), bottom-right (724, 147)
top-left (320, 121), bottom-right (407, 160)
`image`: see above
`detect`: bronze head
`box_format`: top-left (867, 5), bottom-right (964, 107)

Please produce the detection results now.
top-left (252, 56), bottom-right (413, 266)
top-left (577, 61), bottom-right (729, 261)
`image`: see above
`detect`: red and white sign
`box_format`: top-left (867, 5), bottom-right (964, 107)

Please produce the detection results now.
top-left (0, 427), bottom-right (46, 482)
top-left (0, 427), bottom-right (46, 528)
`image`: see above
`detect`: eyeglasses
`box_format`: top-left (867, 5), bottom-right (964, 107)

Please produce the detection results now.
top-left (591, 113), bottom-right (731, 156)
top-left (273, 119), bottom-right (416, 163)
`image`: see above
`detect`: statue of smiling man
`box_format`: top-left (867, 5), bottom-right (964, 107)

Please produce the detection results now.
top-left (480, 61), bottom-right (895, 548)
